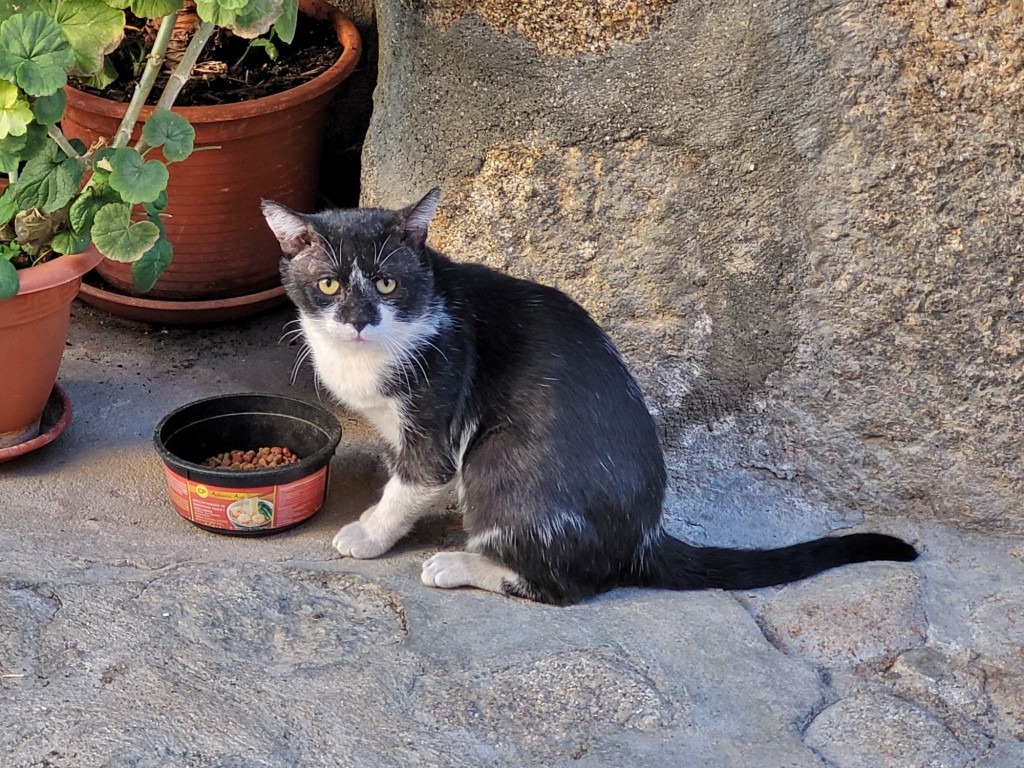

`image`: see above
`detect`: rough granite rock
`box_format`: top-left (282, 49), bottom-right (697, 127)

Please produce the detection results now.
top-left (347, 0), bottom-right (1023, 537)
top-left (2, 303), bottom-right (1022, 766)
top-left (883, 645), bottom-right (999, 754)
top-left (752, 563), bottom-right (926, 670)
top-left (804, 692), bottom-right (973, 768)
top-left (5, 0), bottom-right (1017, 763)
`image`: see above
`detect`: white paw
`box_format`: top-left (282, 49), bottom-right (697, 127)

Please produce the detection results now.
top-left (421, 552), bottom-right (472, 589)
top-left (358, 503), bottom-right (378, 522)
top-left (332, 521), bottom-right (391, 559)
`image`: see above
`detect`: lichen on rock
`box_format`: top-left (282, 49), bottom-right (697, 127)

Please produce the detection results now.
top-left (419, 0), bottom-right (675, 56)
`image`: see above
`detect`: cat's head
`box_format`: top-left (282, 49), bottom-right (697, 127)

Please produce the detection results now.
top-left (261, 188), bottom-right (442, 344)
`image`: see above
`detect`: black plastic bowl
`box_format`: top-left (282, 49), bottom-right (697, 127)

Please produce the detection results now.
top-left (154, 393), bottom-right (342, 535)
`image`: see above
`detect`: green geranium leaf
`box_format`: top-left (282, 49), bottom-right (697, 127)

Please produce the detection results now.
top-left (232, 0), bottom-right (283, 39)
top-left (0, 184), bottom-right (16, 225)
top-left (92, 145), bottom-right (116, 172)
top-left (68, 182), bottom-right (118, 233)
top-left (51, 227), bottom-right (91, 254)
top-left (0, 79), bottom-right (33, 139)
top-left (31, 88), bottom-right (65, 125)
top-left (108, 147), bottom-right (169, 204)
top-left (0, 12), bottom-right (74, 96)
top-left (274, 0), bottom-right (298, 44)
top-left (0, 257), bottom-right (18, 299)
top-left (0, 2), bottom-right (61, 24)
top-left (131, 234), bottom-right (172, 292)
top-left (0, 1), bottom-right (56, 20)
top-left (79, 56), bottom-right (117, 90)
top-left (10, 0), bottom-right (126, 78)
top-left (209, 0), bottom-right (251, 12)
top-left (69, 189), bottom-right (97, 233)
top-left (0, 123), bottom-right (48, 172)
top-left (130, 0), bottom-right (184, 16)
top-left (91, 202), bottom-right (160, 262)
top-left (198, 0), bottom-right (282, 38)
top-left (52, 0), bottom-right (126, 78)
top-left (12, 141), bottom-right (84, 212)
top-left (0, 134), bottom-right (25, 172)
top-left (143, 188), bottom-right (167, 216)
top-left (142, 109), bottom-right (194, 163)
top-left (194, 0), bottom-right (240, 26)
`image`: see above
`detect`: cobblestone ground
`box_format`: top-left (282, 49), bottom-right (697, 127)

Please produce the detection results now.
top-left (1, 304), bottom-right (1020, 767)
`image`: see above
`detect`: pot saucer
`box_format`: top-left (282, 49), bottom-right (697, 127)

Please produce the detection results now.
top-left (78, 277), bottom-right (288, 325)
top-left (0, 385), bottom-right (73, 463)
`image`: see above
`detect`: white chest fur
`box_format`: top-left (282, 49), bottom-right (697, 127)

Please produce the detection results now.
top-left (302, 317), bottom-right (404, 450)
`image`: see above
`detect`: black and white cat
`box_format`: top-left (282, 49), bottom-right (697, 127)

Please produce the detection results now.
top-left (262, 189), bottom-right (917, 605)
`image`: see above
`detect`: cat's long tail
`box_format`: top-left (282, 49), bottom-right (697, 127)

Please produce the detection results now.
top-left (642, 532), bottom-right (918, 591)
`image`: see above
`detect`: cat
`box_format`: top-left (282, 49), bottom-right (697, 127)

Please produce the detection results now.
top-left (261, 188), bottom-right (918, 605)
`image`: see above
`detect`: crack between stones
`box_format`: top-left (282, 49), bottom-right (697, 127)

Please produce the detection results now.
top-left (727, 585), bottom-right (986, 760)
top-left (726, 590), bottom-right (843, 756)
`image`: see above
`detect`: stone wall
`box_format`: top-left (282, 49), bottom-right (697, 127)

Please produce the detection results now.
top-left (332, 0), bottom-right (1023, 538)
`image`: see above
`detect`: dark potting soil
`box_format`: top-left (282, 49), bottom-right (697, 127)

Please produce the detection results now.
top-left (72, 13), bottom-right (341, 107)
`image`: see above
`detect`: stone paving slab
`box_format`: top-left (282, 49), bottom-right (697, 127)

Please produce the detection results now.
top-left (1, 303), bottom-right (1021, 767)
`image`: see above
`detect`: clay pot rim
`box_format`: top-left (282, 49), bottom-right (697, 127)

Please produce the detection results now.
top-left (15, 247), bottom-right (105, 297)
top-left (77, 273), bottom-right (288, 325)
top-left (64, 11), bottom-right (362, 126)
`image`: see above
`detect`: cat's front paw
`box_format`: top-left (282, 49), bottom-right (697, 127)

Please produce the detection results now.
top-left (421, 552), bottom-right (461, 588)
top-left (332, 521), bottom-right (391, 559)
top-left (421, 552), bottom-right (480, 589)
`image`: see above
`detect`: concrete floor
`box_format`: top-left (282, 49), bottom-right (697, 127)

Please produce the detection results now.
top-left (1, 300), bottom-right (1021, 767)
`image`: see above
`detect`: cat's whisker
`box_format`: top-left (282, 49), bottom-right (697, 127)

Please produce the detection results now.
top-left (375, 234), bottom-right (396, 270)
top-left (410, 355), bottom-right (431, 386)
top-left (400, 359), bottom-right (417, 392)
top-left (290, 343), bottom-right (313, 384)
top-left (382, 327), bottom-right (432, 386)
top-left (381, 335), bottom-right (419, 391)
top-left (380, 339), bottom-right (407, 389)
top-left (279, 327), bottom-right (304, 345)
top-left (312, 229), bottom-right (341, 269)
top-left (418, 338), bottom-right (450, 363)
top-left (311, 369), bottom-right (325, 400)
top-left (378, 245), bottom-right (404, 272)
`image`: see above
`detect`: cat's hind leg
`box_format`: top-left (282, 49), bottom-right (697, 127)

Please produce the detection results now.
top-left (333, 476), bottom-right (448, 559)
top-left (421, 552), bottom-right (540, 600)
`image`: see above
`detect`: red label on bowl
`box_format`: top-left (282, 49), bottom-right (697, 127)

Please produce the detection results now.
top-left (164, 466), bottom-right (329, 532)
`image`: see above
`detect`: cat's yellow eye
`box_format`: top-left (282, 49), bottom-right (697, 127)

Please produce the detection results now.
top-left (317, 278), bottom-right (341, 296)
top-left (375, 277), bottom-right (397, 295)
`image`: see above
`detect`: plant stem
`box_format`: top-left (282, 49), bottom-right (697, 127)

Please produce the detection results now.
top-left (156, 21), bottom-right (215, 113)
top-left (134, 20), bottom-right (215, 155)
top-left (47, 125), bottom-right (83, 163)
top-left (113, 8), bottom-right (181, 149)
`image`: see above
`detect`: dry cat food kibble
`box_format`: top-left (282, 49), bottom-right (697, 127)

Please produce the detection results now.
top-left (202, 447), bottom-right (300, 470)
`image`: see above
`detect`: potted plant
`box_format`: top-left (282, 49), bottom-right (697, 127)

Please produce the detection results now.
top-left (66, 0), bottom-right (361, 319)
top-left (0, 0), bottom-right (359, 455)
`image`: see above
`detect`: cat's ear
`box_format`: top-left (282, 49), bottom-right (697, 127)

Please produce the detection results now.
top-left (261, 200), bottom-right (315, 259)
top-left (400, 187), bottom-right (441, 251)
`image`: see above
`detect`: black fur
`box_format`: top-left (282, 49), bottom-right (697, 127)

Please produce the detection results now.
top-left (264, 189), bottom-right (918, 605)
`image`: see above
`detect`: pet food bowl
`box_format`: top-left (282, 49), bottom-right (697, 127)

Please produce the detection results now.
top-left (154, 393), bottom-right (342, 535)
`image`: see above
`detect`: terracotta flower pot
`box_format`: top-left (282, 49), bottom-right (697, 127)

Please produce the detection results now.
top-left (0, 248), bottom-right (103, 449)
top-left (62, 10), bottom-right (361, 306)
